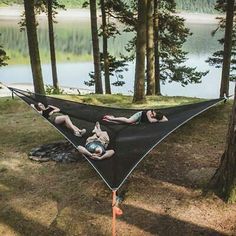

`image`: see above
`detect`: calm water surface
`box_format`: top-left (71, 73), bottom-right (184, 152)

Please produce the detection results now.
top-left (0, 18), bottom-right (234, 98)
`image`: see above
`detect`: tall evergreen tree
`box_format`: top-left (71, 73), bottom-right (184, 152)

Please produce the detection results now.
top-left (23, 0), bottom-right (45, 94)
top-left (89, 0), bottom-right (103, 94)
top-left (220, 0), bottom-right (234, 96)
top-left (33, 0), bottom-right (65, 93)
top-left (206, 0), bottom-right (236, 97)
top-left (133, 0), bottom-right (147, 102)
top-left (210, 82), bottom-right (236, 202)
top-left (100, 0), bottom-right (111, 94)
top-left (46, 0), bottom-right (59, 92)
top-left (109, 0), bottom-right (208, 98)
top-left (154, 0), bottom-right (161, 95)
top-left (155, 0), bottom-right (208, 87)
top-left (146, 0), bottom-right (155, 95)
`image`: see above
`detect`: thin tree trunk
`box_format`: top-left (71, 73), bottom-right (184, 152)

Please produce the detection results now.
top-left (89, 0), bottom-right (103, 94)
top-left (23, 0), bottom-right (45, 94)
top-left (146, 0), bottom-right (155, 95)
top-left (47, 0), bottom-right (59, 92)
top-left (101, 0), bottom-right (111, 94)
top-left (220, 0), bottom-right (234, 97)
top-left (154, 0), bottom-right (161, 95)
top-left (133, 0), bottom-right (147, 103)
top-left (210, 82), bottom-right (236, 202)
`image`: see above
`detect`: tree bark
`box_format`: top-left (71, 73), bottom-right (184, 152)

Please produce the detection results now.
top-left (154, 0), bottom-right (161, 95)
top-left (146, 0), bottom-right (155, 95)
top-left (210, 82), bottom-right (236, 202)
top-left (220, 0), bottom-right (234, 97)
top-left (89, 0), bottom-right (103, 94)
top-left (133, 0), bottom-right (147, 103)
top-left (47, 0), bottom-right (59, 92)
top-left (23, 0), bottom-right (45, 94)
top-left (100, 0), bottom-right (111, 94)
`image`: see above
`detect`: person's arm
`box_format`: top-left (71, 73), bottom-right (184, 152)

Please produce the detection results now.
top-left (95, 149), bottom-right (115, 160)
top-left (146, 111), bottom-right (158, 123)
top-left (48, 105), bottom-right (60, 113)
top-left (77, 145), bottom-right (93, 157)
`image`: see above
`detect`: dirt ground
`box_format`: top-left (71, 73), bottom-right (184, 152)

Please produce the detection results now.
top-left (0, 98), bottom-right (236, 236)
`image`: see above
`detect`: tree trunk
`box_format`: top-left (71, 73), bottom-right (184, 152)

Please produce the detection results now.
top-left (133, 0), bottom-right (147, 103)
top-left (23, 0), bottom-right (45, 94)
top-left (101, 0), bottom-right (111, 94)
top-left (146, 0), bottom-right (155, 95)
top-left (210, 82), bottom-right (236, 203)
top-left (154, 0), bottom-right (161, 95)
top-left (47, 0), bottom-right (59, 92)
top-left (89, 0), bottom-right (103, 94)
top-left (220, 0), bottom-right (234, 97)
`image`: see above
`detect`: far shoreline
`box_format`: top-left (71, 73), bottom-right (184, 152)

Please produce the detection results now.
top-left (0, 6), bottom-right (221, 24)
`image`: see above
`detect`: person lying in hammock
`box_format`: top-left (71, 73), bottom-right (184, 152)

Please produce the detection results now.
top-left (77, 122), bottom-right (115, 160)
top-left (31, 102), bottom-right (86, 137)
top-left (103, 109), bottom-right (168, 124)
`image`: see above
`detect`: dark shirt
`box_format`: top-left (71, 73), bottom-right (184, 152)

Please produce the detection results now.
top-left (140, 111), bottom-right (149, 123)
top-left (42, 107), bottom-right (54, 119)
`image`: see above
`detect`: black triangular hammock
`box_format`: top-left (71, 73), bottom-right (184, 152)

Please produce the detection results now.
top-left (8, 87), bottom-right (225, 235)
top-left (9, 87), bottom-right (225, 190)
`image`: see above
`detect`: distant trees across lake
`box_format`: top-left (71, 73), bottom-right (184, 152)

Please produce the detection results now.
top-left (1, 0), bottom-right (217, 14)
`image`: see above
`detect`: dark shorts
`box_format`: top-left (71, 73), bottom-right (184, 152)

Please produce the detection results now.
top-left (48, 112), bottom-right (64, 122)
top-left (85, 141), bottom-right (106, 155)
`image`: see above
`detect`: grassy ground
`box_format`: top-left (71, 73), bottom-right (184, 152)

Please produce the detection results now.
top-left (0, 95), bottom-right (236, 236)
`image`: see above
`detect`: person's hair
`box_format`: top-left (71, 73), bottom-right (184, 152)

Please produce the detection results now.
top-left (152, 109), bottom-right (164, 120)
top-left (34, 103), bottom-right (43, 111)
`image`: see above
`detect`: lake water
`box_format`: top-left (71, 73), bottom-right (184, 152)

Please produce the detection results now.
top-left (0, 18), bottom-right (235, 98)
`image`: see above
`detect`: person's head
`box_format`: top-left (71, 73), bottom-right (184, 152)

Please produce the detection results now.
top-left (151, 109), bottom-right (164, 120)
top-left (34, 102), bottom-right (45, 111)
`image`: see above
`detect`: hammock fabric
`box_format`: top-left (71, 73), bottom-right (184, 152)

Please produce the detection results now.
top-left (9, 87), bottom-right (224, 190)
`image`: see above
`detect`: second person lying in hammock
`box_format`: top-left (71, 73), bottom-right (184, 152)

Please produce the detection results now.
top-left (31, 102), bottom-right (86, 137)
top-left (77, 122), bottom-right (114, 160)
top-left (103, 109), bottom-right (168, 124)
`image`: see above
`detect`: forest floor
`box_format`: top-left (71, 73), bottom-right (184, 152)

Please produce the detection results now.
top-left (0, 95), bottom-right (236, 236)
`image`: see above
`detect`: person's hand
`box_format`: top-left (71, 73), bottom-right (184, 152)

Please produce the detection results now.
top-left (88, 153), bottom-right (100, 160)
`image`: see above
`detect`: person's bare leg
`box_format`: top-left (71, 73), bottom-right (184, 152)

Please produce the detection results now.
top-left (93, 122), bottom-right (109, 144)
top-left (105, 116), bottom-right (134, 124)
top-left (93, 121), bottom-right (102, 135)
top-left (54, 115), bottom-right (80, 132)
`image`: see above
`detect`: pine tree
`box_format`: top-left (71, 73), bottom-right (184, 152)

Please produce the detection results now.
top-left (100, 0), bottom-right (111, 94)
top-left (46, 0), bottom-right (60, 93)
top-left (209, 0), bottom-right (236, 203)
top-left (110, 0), bottom-right (208, 98)
top-left (155, 0), bottom-right (208, 87)
top-left (23, 0), bottom-right (45, 94)
top-left (206, 0), bottom-right (235, 97)
top-left (133, 0), bottom-right (147, 102)
top-left (210, 82), bottom-right (236, 202)
top-left (146, 0), bottom-right (155, 95)
top-left (89, 0), bottom-right (103, 94)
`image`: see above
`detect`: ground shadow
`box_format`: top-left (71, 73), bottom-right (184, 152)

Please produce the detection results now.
top-left (0, 206), bottom-right (66, 236)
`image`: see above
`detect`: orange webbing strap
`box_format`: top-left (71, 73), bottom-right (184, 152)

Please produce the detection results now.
top-left (112, 190), bottom-right (117, 236)
top-left (112, 190), bottom-right (123, 236)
